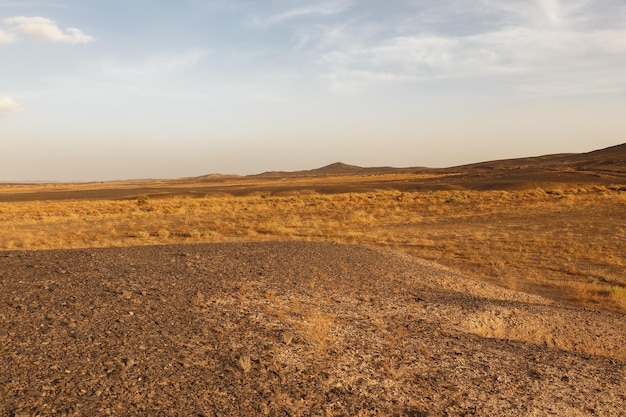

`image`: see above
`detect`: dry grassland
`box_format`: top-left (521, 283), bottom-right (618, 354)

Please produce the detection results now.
top-left (1, 185), bottom-right (624, 311)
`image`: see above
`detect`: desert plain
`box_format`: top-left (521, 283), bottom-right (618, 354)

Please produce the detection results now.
top-left (1, 144), bottom-right (625, 416)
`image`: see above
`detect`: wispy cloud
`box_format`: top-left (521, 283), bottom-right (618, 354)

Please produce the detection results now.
top-left (0, 96), bottom-right (21, 117)
top-left (313, 0), bottom-right (626, 96)
top-left (271, 2), bottom-right (349, 23)
top-left (2, 16), bottom-right (93, 44)
top-left (252, 0), bottom-right (351, 28)
top-left (326, 26), bottom-right (626, 76)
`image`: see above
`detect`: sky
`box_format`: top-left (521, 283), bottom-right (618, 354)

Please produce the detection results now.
top-left (1, 0), bottom-right (625, 181)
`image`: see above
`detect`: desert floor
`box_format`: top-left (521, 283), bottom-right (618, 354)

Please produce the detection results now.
top-left (2, 145), bottom-right (625, 416)
top-left (2, 242), bottom-right (625, 416)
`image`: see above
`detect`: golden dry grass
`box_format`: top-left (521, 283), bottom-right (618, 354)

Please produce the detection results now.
top-left (0, 185), bottom-right (624, 311)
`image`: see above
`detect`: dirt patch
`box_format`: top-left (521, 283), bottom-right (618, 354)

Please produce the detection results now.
top-left (1, 242), bottom-right (625, 416)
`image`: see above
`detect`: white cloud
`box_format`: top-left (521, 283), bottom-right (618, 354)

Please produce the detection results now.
top-left (314, 1), bottom-right (626, 96)
top-left (0, 96), bottom-right (21, 117)
top-left (2, 16), bottom-right (94, 44)
top-left (473, 0), bottom-right (622, 30)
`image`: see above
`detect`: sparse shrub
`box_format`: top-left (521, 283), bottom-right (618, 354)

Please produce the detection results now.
top-left (299, 312), bottom-right (333, 352)
top-left (445, 196), bottom-right (464, 204)
top-left (607, 184), bottom-right (626, 192)
top-left (497, 191), bottom-right (512, 202)
top-left (382, 362), bottom-right (406, 380)
top-left (610, 286), bottom-right (626, 309)
top-left (180, 228), bottom-right (201, 239)
top-left (283, 331), bottom-right (294, 345)
top-left (204, 230), bottom-right (221, 238)
top-left (2, 181), bottom-right (625, 314)
top-left (546, 189), bottom-right (564, 196)
top-left (238, 355), bottom-right (252, 373)
top-left (128, 230), bottom-right (150, 238)
top-left (526, 188), bottom-right (548, 198)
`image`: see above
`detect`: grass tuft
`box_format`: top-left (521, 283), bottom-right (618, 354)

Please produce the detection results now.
top-left (0, 185), bottom-right (624, 311)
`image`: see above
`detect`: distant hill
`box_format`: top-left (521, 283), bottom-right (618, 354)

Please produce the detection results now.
top-left (237, 142), bottom-right (626, 191)
top-left (192, 173), bottom-right (242, 181)
top-left (2, 143), bottom-right (624, 202)
top-left (254, 162), bottom-right (426, 178)
top-left (585, 142), bottom-right (626, 158)
top-left (572, 143), bottom-right (626, 172)
top-left (304, 162), bottom-right (365, 176)
top-left (446, 143), bottom-right (626, 174)
top-left (249, 143), bottom-right (626, 179)
top-left (251, 162), bottom-right (360, 178)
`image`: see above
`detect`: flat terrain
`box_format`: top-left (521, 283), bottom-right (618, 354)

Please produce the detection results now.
top-left (1, 144), bottom-right (625, 415)
top-left (1, 143), bottom-right (625, 203)
top-left (2, 145), bottom-right (625, 310)
top-left (2, 243), bottom-right (625, 416)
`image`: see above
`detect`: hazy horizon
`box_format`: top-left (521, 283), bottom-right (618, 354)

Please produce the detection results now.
top-left (2, 140), bottom-right (624, 184)
top-left (2, 1), bottom-right (625, 182)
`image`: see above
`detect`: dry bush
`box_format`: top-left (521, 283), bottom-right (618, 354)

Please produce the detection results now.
top-left (238, 355), bottom-right (252, 373)
top-left (297, 312), bottom-right (334, 352)
top-left (0, 185), bottom-right (624, 311)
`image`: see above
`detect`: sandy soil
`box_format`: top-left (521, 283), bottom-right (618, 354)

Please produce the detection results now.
top-left (1, 242), bottom-right (625, 416)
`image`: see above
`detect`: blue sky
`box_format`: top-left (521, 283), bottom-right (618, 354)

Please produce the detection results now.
top-left (1, 0), bottom-right (625, 181)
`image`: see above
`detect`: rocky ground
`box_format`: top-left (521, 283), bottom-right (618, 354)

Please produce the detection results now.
top-left (1, 242), bottom-right (625, 416)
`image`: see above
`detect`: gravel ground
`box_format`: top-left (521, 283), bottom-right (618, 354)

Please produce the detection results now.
top-left (1, 242), bottom-right (625, 416)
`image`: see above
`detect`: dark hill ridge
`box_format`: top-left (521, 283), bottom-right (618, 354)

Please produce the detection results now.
top-left (1, 143), bottom-right (624, 202)
top-left (252, 142), bottom-right (626, 178)
top-left (572, 142), bottom-right (626, 172)
top-left (585, 142), bottom-right (626, 157)
top-left (246, 142), bottom-right (626, 191)
top-left (450, 143), bottom-right (626, 174)
top-left (252, 162), bottom-right (363, 178)
top-left (253, 162), bottom-right (418, 178)
top-left (306, 162), bottom-right (364, 175)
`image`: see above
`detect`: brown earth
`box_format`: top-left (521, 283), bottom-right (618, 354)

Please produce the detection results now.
top-left (2, 242), bottom-right (625, 416)
top-left (1, 143), bottom-right (624, 202)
